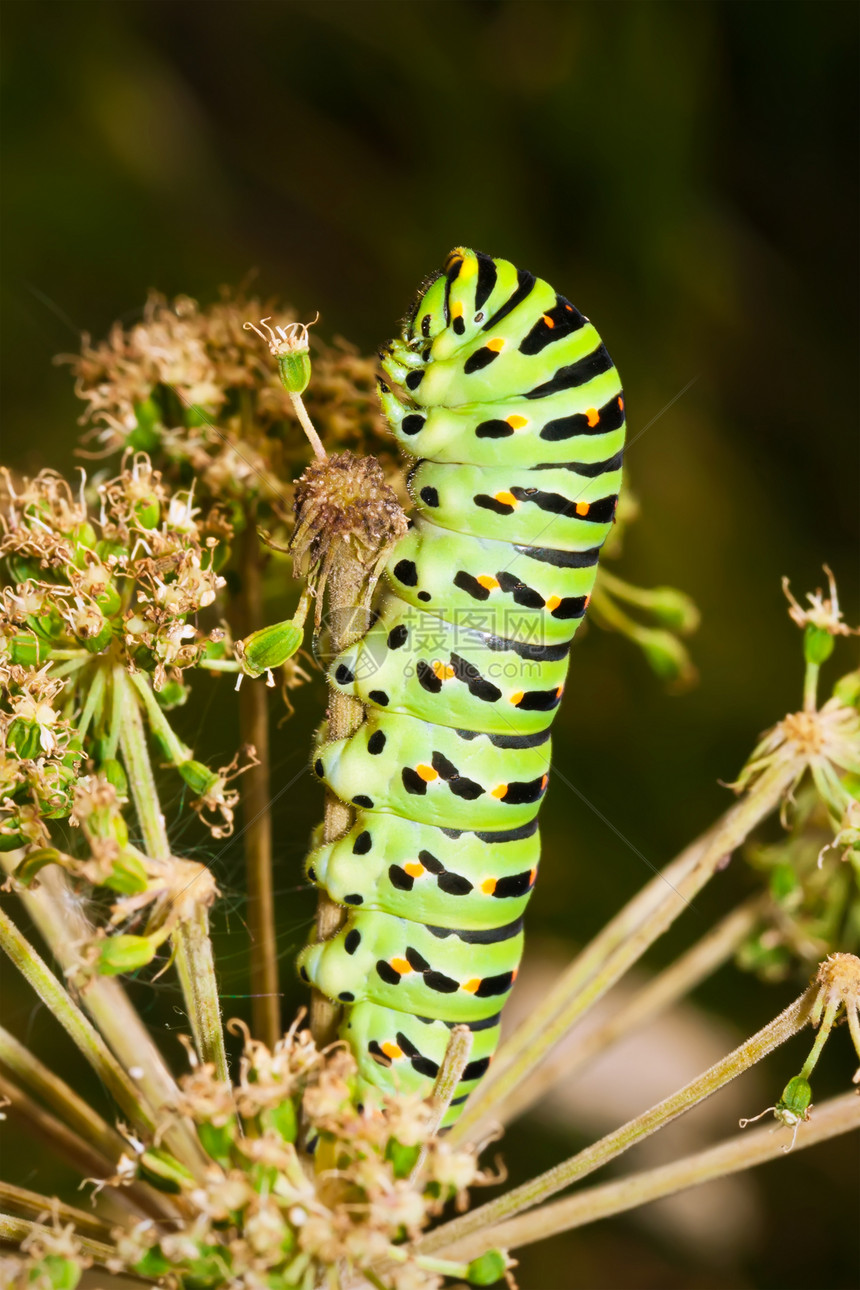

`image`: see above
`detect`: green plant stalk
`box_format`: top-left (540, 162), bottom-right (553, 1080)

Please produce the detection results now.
top-left (237, 514), bottom-right (281, 1050)
top-left (0, 1213), bottom-right (118, 1271)
top-left (418, 984), bottom-right (817, 1257)
top-left (118, 668), bottom-right (228, 1082)
top-left (0, 904), bottom-right (156, 1135)
top-left (451, 755), bottom-right (804, 1144)
top-left (0, 1071), bottom-right (172, 1223)
top-left (408, 1026), bottom-right (474, 1186)
top-left (0, 1180), bottom-right (116, 1243)
top-left (311, 558), bottom-right (370, 1048)
top-left (129, 670), bottom-right (192, 764)
top-left (497, 895), bottom-right (768, 1128)
top-left (76, 661), bottom-right (106, 739)
top-left (0, 1024), bottom-right (128, 1166)
top-left (0, 856), bottom-right (207, 1175)
top-left (440, 1090), bottom-right (860, 1259)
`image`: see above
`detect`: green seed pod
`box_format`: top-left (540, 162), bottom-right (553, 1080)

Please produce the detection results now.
top-left (197, 1119), bottom-right (237, 1166)
top-left (179, 759), bottom-right (221, 797)
top-left (127, 396), bottom-right (163, 452)
top-left (776, 1075), bottom-right (812, 1124)
top-left (82, 620), bottom-right (115, 654)
top-left (95, 581), bottom-right (122, 618)
top-left (804, 624), bottom-right (835, 666)
top-left (155, 678), bottom-right (189, 710)
top-left (134, 495), bottom-right (162, 531)
top-left (240, 619), bottom-right (303, 678)
top-left (12, 848), bottom-right (62, 886)
top-left (466, 1250), bottom-right (509, 1286)
top-left (31, 1253), bottom-right (81, 1290)
top-left (71, 521), bottom-right (99, 565)
top-left (833, 670), bottom-right (860, 710)
top-left (277, 348), bottom-right (312, 395)
top-left (133, 1249), bottom-right (173, 1281)
top-left (103, 851), bottom-right (149, 896)
top-left (0, 829), bottom-right (26, 852)
top-left (6, 632), bottom-right (43, 667)
top-left (646, 586), bottom-right (701, 635)
top-left (97, 932), bottom-right (157, 976)
top-left (139, 1146), bottom-right (196, 1194)
top-left (100, 758), bottom-right (129, 798)
top-left (639, 630), bottom-right (695, 685)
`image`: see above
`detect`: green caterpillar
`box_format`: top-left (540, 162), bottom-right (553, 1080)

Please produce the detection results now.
top-left (299, 247), bottom-right (625, 1121)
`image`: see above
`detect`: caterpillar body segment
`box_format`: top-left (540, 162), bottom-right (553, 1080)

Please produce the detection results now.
top-left (299, 248), bottom-right (625, 1122)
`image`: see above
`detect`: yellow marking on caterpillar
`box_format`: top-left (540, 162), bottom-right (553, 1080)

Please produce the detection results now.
top-left (381, 1041), bottom-right (404, 1060)
top-left (481, 877), bottom-right (497, 895)
top-left (510, 690), bottom-right (524, 705)
top-left (444, 248), bottom-right (466, 273)
top-left (506, 414), bottom-right (528, 429)
top-left (494, 491), bottom-right (518, 508)
top-left (575, 501), bottom-right (590, 517)
top-left (416, 764), bottom-right (438, 782)
top-left (451, 301), bottom-right (464, 318)
top-left (390, 958), bottom-right (413, 975)
top-left (542, 313), bottom-right (556, 328)
top-left (432, 660), bottom-right (456, 681)
top-left (403, 862), bottom-right (425, 879)
top-left (477, 575), bottom-right (499, 591)
top-left (491, 784), bottom-right (508, 800)
top-left (487, 337), bottom-right (505, 353)
top-left (545, 594), bottom-right (561, 611)
top-left (462, 978), bottom-right (481, 993)
top-left (585, 407), bottom-right (600, 427)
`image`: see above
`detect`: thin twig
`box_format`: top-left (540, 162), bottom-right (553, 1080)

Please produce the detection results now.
top-left (440, 1090), bottom-right (860, 1258)
top-left (450, 756), bottom-right (804, 1144)
top-left (0, 1180), bottom-right (116, 1242)
top-left (0, 1213), bottom-right (118, 1270)
top-left (237, 516), bottom-right (281, 1049)
top-left (498, 895), bottom-right (768, 1128)
top-left (417, 984), bottom-right (818, 1256)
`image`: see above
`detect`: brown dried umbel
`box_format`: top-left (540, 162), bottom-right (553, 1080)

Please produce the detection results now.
top-left (291, 451), bottom-right (408, 624)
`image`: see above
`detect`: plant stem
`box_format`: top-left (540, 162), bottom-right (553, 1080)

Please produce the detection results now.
top-left (311, 559), bottom-right (369, 1047)
top-left (290, 391), bottom-right (327, 461)
top-left (237, 516), bottom-right (281, 1050)
top-left (0, 1071), bottom-right (172, 1223)
top-left (0, 856), bottom-right (207, 1175)
top-left (0, 1213), bottom-right (118, 1271)
top-left (440, 1090), bottom-right (860, 1259)
top-left (497, 895), bottom-right (768, 1128)
top-left (418, 984), bottom-right (817, 1256)
top-left (119, 668), bottom-right (229, 1083)
top-left (450, 756), bottom-right (803, 1144)
top-left (0, 1024), bottom-right (128, 1166)
top-left (0, 1180), bottom-right (116, 1242)
top-left (409, 1027), bottom-right (474, 1186)
top-left (0, 904), bottom-right (155, 1134)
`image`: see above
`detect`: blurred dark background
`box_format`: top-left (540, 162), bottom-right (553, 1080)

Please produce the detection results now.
top-left (1, 2), bottom-right (858, 1287)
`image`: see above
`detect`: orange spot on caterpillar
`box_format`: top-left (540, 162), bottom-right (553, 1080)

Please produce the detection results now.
top-left (432, 661), bottom-right (456, 681)
top-left (481, 877), bottom-right (497, 895)
top-left (511, 967), bottom-right (519, 981)
top-left (529, 867), bottom-right (537, 886)
top-left (510, 691), bottom-right (524, 706)
top-left (618, 396), bottom-right (624, 412)
top-left (542, 314), bottom-right (556, 328)
top-left (565, 303), bottom-right (574, 312)
top-left (491, 784), bottom-right (508, 800)
top-left (575, 501), bottom-right (590, 517)
top-left (462, 978), bottom-right (481, 993)
top-left (403, 862), bottom-right (425, 879)
top-left (555, 685), bottom-right (564, 698)
top-left (545, 595), bottom-right (561, 611)
top-left (584, 594), bottom-right (590, 608)
top-left (585, 407), bottom-right (600, 428)
top-left (506, 414), bottom-right (528, 429)
top-left (487, 337), bottom-right (505, 352)
top-left (390, 958), bottom-right (412, 975)
top-left (477, 575), bottom-right (499, 591)
top-left (416, 764), bottom-right (438, 782)
top-left (381, 1041), bottom-right (404, 1060)
top-left (540, 774), bottom-right (549, 791)
top-left (494, 491), bottom-right (518, 508)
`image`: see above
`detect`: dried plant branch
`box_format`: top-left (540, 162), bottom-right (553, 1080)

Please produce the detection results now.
top-left (441, 1090), bottom-right (860, 1259)
top-left (0, 1024), bottom-right (128, 1166)
top-left (418, 983), bottom-right (818, 1257)
top-left (498, 894), bottom-right (769, 1127)
top-left (0, 1180), bottom-right (116, 1243)
top-left (451, 756), bottom-right (805, 1144)
top-left (0, 1213), bottom-right (118, 1270)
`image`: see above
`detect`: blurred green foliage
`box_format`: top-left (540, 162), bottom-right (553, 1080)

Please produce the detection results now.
top-left (1, 2), bottom-right (857, 1287)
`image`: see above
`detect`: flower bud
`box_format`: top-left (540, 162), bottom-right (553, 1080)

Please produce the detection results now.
top-left (127, 396), bottom-right (162, 452)
top-left (466, 1250), bottom-right (509, 1285)
top-left (239, 619), bottom-right (303, 678)
top-left (104, 851), bottom-right (149, 896)
top-left (639, 630), bottom-right (696, 687)
top-left (833, 670), bottom-right (860, 709)
top-left (776, 1075), bottom-right (812, 1126)
top-left (139, 1147), bottom-right (195, 1194)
